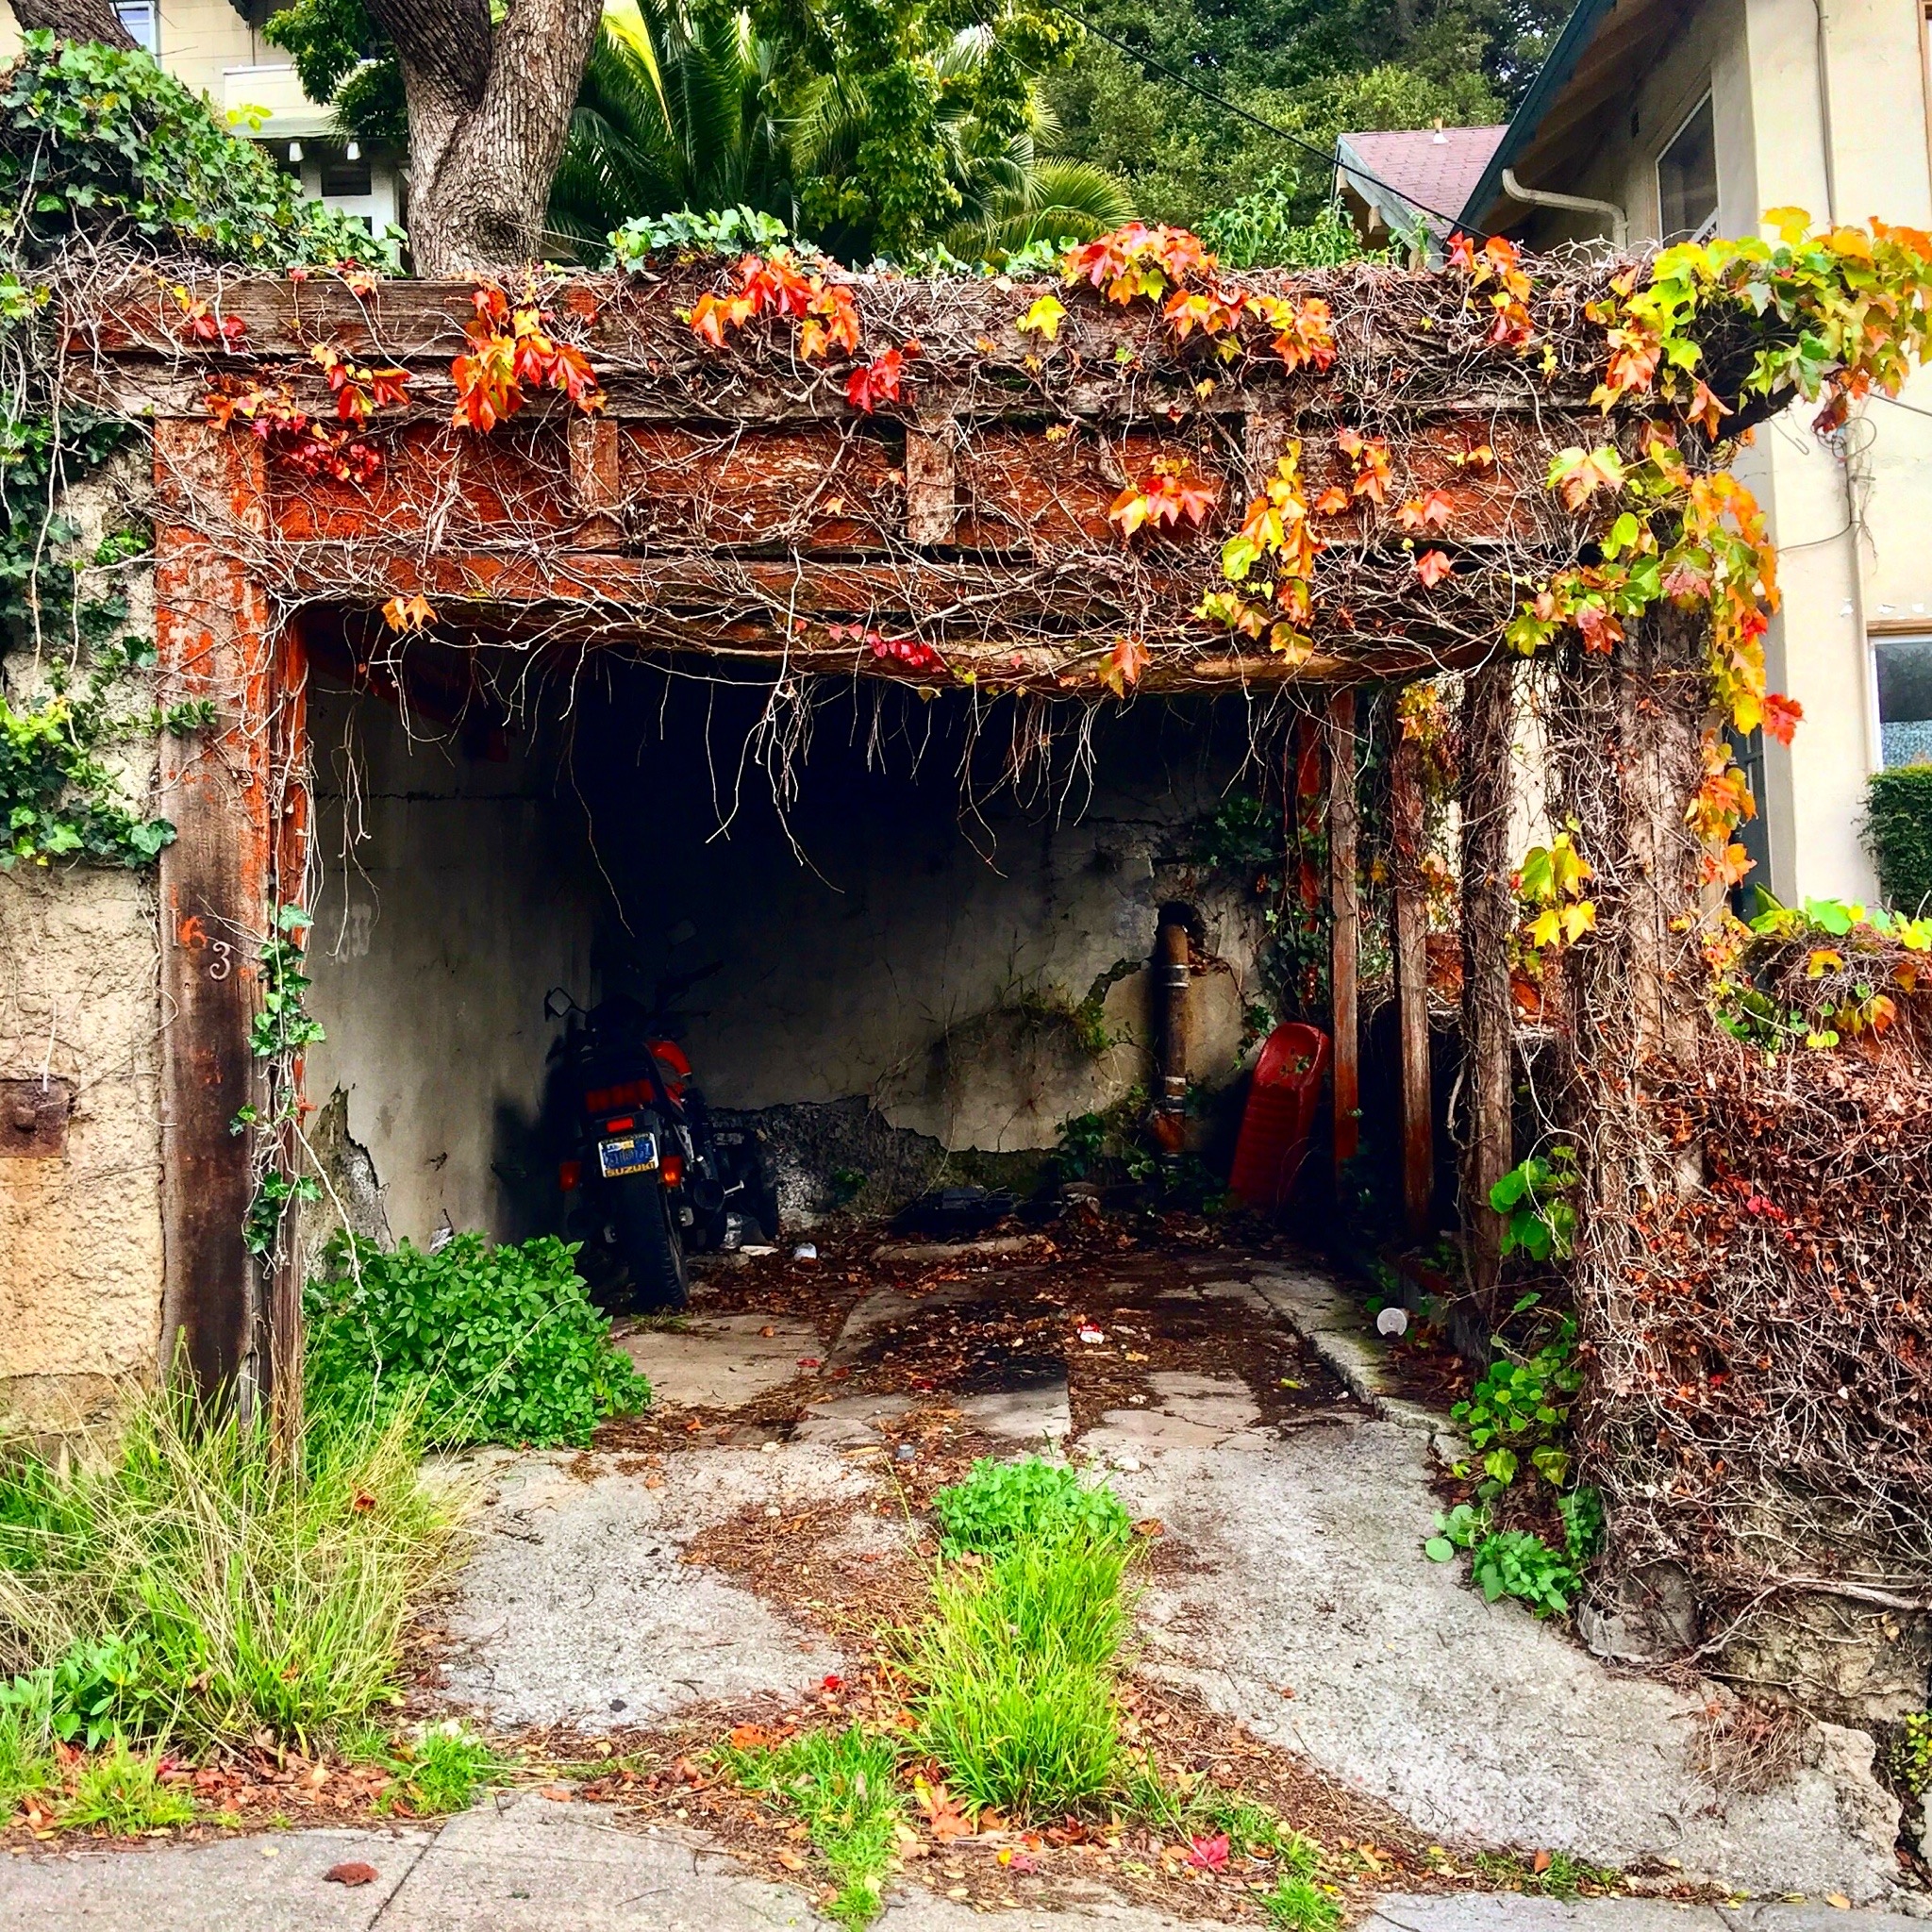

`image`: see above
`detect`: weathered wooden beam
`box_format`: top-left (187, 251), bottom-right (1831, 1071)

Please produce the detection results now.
top-left (1327, 690), bottom-right (1360, 1179)
top-left (1460, 658), bottom-right (1516, 1309)
top-left (275, 553), bottom-right (1499, 691)
top-left (155, 420), bottom-right (276, 1411)
top-left (1391, 733), bottom-right (1433, 1239)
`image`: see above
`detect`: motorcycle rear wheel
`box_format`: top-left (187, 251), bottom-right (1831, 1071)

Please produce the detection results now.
top-left (610, 1175), bottom-right (689, 1312)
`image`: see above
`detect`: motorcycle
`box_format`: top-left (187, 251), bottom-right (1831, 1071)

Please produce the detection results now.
top-left (544, 972), bottom-right (779, 1311)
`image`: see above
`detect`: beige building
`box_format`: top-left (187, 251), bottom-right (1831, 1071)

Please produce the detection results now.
top-left (1342, 0), bottom-right (1932, 908)
top-left (0, 0), bottom-right (403, 230)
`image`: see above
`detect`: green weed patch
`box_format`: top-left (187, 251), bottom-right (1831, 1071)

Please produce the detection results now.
top-left (720, 1725), bottom-right (905, 1925)
top-left (306, 1231), bottom-right (650, 1449)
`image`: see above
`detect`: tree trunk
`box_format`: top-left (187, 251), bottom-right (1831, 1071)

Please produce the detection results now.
top-left (365, 0), bottom-right (604, 274)
top-left (1459, 658), bottom-right (1515, 1314)
top-left (5, 0), bottom-right (138, 49)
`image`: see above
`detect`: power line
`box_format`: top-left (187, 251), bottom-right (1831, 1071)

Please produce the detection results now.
top-left (1046, 1), bottom-right (1493, 241)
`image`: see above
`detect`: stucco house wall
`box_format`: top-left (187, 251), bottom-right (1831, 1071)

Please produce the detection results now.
top-left (1500, 0), bottom-right (1932, 904)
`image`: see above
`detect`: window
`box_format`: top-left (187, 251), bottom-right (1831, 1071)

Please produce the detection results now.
top-left (114, 0), bottom-right (158, 51)
top-left (1657, 93), bottom-right (1718, 242)
top-left (1728, 726), bottom-right (1771, 909)
top-left (321, 154), bottom-right (374, 199)
top-left (1876, 634), bottom-right (1932, 766)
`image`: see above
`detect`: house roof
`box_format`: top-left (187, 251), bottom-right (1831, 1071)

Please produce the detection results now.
top-left (1335, 125), bottom-right (1509, 237)
top-left (1457, 0), bottom-right (1684, 234)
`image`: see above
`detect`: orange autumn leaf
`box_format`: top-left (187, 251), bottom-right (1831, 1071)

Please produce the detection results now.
top-left (1103, 634), bottom-right (1151, 696)
top-left (1311, 485), bottom-right (1350, 515)
top-left (1414, 549), bottom-right (1455, 588)
top-left (1396, 489), bottom-right (1454, 532)
top-left (381, 593), bottom-right (436, 634)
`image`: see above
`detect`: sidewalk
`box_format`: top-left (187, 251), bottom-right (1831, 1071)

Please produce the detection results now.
top-left (3, 1792), bottom-right (1926, 1932)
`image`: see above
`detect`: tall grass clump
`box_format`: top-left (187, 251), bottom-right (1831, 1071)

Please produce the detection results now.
top-left (0, 1385), bottom-right (464, 1751)
top-left (908, 1509), bottom-right (1134, 1816)
top-left (306, 1231), bottom-right (650, 1448)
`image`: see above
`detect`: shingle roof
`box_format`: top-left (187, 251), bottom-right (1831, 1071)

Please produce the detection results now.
top-left (1335, 125), bottom-right (1509, 232)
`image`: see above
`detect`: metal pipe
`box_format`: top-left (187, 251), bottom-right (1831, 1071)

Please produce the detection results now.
top-left (1501, 167), bottom-right (1628, 248)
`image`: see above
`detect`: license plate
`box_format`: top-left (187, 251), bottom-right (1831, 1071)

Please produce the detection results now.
top-left (597, 1132), bottom-right (658, 1178)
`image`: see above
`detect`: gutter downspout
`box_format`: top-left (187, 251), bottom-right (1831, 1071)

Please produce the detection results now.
top-left (1501, 168), bottom-right (1628, 248)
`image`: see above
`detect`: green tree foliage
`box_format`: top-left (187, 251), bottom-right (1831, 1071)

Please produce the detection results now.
top-left (1865, 763), bottom-right (1932, 916)
top-left (1041, 0), bottom-right (1566, 233)
top-left (270, 0), bottom-right (1112, 264)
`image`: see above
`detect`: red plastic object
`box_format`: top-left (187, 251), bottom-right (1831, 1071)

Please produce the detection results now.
top-left (1227, 1022), bottom-right (1331, 1212)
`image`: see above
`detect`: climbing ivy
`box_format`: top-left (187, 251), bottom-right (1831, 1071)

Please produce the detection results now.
top-left (0, 37), bottom-right (389, 878)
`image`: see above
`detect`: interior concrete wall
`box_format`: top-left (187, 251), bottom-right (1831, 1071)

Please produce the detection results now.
top-left (302, 682), bottom-right (605, 1250)
top-left (302, 661), bottom-right (1268, 1246)
top-left (564, 666), bottom-right (1262, 1155)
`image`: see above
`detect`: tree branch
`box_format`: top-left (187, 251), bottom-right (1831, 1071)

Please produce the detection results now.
top-left (5, 0), bottom-right (139, 50)
top-left (362, 0), bottom-right (491, 114)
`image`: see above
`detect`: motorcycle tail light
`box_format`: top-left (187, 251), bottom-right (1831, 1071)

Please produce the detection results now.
top-left (558, 1159), bottom-right (581, 1191)
top-left (603, 1115), bottom-right (635, 1133)
top-left (584, 1078), bottom-right (651, 1113)
top-left (660, 1154), bottom-right (685, 1187)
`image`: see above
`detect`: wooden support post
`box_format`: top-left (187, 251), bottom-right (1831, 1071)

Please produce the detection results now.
top-left (1460, 659), bottom-right (1516, 1310)
top-left (905, 425), bottom-right (958, 546)
top-left (1391, 734), bottom-right (1432, 1240)
top-left (155, 419), bottom-right (279, 1414)
top-left (567, 415), bottom-right (624, 549)
top-left (1327, 690), bottom-right (1359, 1178)
top-left (266, 623), bottom-right (312, 1457)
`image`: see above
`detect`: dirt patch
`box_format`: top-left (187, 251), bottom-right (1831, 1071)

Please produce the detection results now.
top-left (608, 1211), bottom-right (1361, 1458)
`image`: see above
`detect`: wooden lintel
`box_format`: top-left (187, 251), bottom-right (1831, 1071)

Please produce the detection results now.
top-left (1391, 734), bottom-right (1432, 1239)
top-left (1327, 690), bottom-right (1360, 1179)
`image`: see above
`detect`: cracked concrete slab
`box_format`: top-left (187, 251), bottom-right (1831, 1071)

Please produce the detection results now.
top-left (440, 1447), bottom-right (861, 1727)
top-left (1116, 1423), bottom-right (1903, 1903)
top-left (956, 1373), bottom-right (1071, 1444)
top-left (618, 1314), bottom-right (821, 1409)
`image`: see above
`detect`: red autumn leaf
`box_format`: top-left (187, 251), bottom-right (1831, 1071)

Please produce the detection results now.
top-left (1414, 549), bottom-right (1455, 588)
top-left (1761, 691), bottom-right (1804, 745)
top-left (1186, 1834), bottom-right (1230, 1871)
top-left (846, 342), bottom-right (919, 412)
top-left (325, 1862), bottom-right (378, 1887)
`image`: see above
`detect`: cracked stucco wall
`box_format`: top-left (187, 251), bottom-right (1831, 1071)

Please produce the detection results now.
top-left (1, 458), bottom-right (166, 1437)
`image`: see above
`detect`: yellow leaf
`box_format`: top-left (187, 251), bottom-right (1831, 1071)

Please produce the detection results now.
top-left (1559, 900), bottom-right (1596, 942)
top-left (1763, 206), bottom-right (1813, 243)
top-left (1806, 947), bottom-right (1843, 978)
top-left (1018, 293), bottom-right (1066, 341)
top-left (1527, 908), bottom-right (1562, 949)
